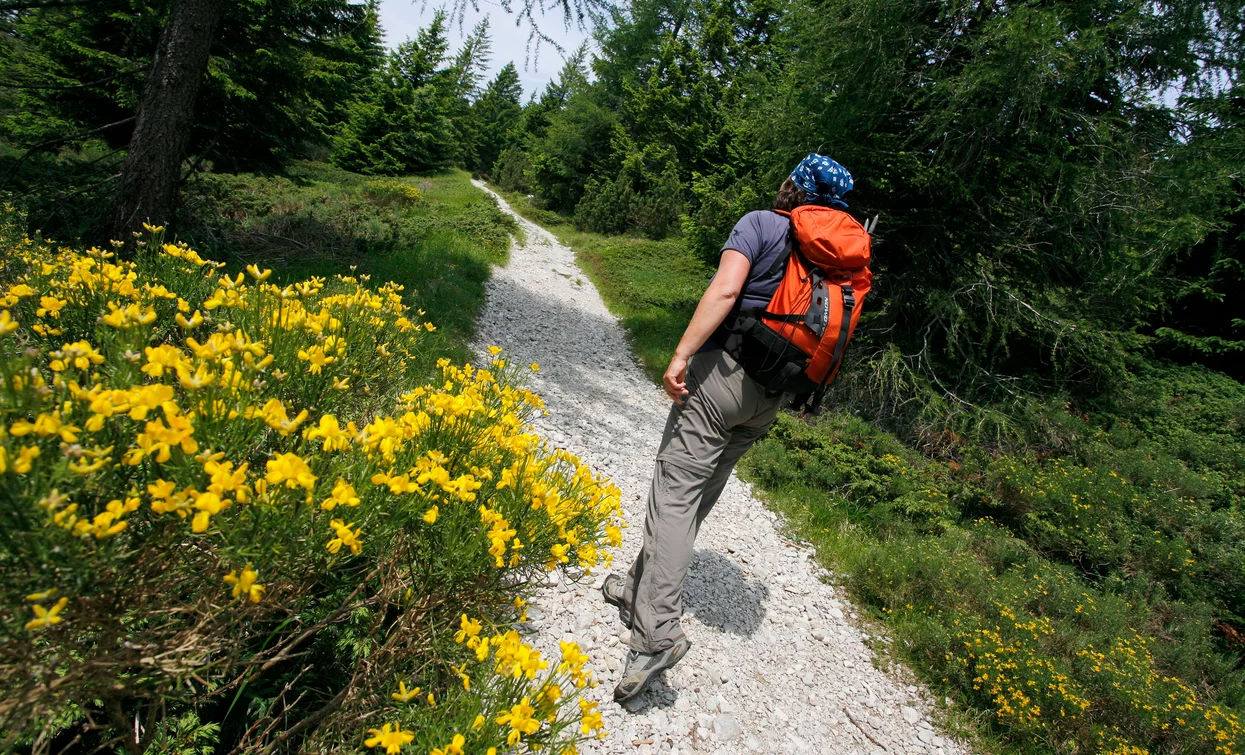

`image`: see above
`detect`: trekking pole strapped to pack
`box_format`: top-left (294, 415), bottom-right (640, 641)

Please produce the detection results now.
top-left (719, 205), bottom-right (873, 414)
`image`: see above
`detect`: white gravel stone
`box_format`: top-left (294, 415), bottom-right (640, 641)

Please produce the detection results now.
top-left (471, 181), bottom-right (969, 754)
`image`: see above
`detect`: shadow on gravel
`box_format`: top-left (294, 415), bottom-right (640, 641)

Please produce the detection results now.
top-left (684, 549), bottom-right (769, 636)
top-left (620, 673), bottom-right (680, 714)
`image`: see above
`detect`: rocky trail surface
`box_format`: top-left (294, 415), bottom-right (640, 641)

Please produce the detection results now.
top-left (471, 181), bottom-right (969, 755)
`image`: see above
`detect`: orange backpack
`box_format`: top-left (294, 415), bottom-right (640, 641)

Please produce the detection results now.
top-left (721, 205), bottom-right (873, 413)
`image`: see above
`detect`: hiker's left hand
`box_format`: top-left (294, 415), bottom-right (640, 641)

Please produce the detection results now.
top-left (664, 355), bottom-right (690, 403)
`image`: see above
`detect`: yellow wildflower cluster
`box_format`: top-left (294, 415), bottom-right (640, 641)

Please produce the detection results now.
top-left (1077, 635), bottom-right (1241, 755)
top-left (0, 213), bottom-right (621, 748)
top-left (370, 613), bottom-right (609, 754)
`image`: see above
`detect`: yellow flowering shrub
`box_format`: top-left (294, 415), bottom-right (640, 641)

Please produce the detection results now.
top-left (363, 178), bottom-right (429, 208)
top-left (0, 209), bottom-right (622, 753)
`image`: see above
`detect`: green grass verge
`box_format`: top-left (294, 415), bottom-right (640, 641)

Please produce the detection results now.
top-left (491, 186), bottom-right (709, 384)
top-left (180, 162), bottom-right (516, 369)
top-left (488, 186), bottom-right (1245, 755)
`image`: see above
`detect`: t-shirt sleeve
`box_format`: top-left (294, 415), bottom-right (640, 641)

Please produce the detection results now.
top-left (720, 212), bottom-right (763, 266)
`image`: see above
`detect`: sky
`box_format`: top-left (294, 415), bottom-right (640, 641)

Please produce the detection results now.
top-left (376, 0), bottom-right (593, 98)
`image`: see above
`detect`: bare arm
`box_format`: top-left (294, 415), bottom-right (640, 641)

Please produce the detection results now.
top-left (662, 249), bottom-right (751, 402)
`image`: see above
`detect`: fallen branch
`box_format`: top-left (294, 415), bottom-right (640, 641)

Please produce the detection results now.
top-left (843, 705), bottom-right (888, 751)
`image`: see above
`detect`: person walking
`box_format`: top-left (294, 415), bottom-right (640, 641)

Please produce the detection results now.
top-left (601, 154), bottom-right (862, 703)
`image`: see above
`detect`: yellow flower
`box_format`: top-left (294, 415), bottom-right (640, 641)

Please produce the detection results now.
top-left (296, 344), bottom-right (336, 374)
top-left (390, 681), bottom-right (421, 702)
top-left (306, 414), bottom-right (354, 452)
top-left (472, 715), bottom-right (486, 731)
top-left (175, 310), bottom-right (204, 329)
top-left (142, 344), bottom-right (185, 377)
top-left (579, 699), bottom-right (604, 735)
top-left (191, 491), bottom-right (230, 533)
top-left (453, 663), bottom-right (470, 690)
top-left (332, 376), bottom-right (351, 391)
top-left (37, 295), bottom-right (66, 318)
top-left (13, 445), bottom-right (40, 474)
top-left (530, 362), bottom-right (540, 371)
top-left (430, 734), bottom-right (465, 755)
top-left (223, 564), bottom-right (265, 603)
top-left (0, 309), bottom-right (18, 336)
top-left (246, 264), bottom-right (272, 281)
top-left (537, 682), bottom-right (562, 710)
top-left (265, 452), bottom-right (317, 491)
top-left (326, 519), bottom-right (363, 555)
top-left (25, 588), bottom-right (58, 602)
top-left (363, 723), bottom-right (413, 754)
top-left (454, 614), bottom-right (483, 644)
top-left (25, 596), bottom-right (69, 631)
top-left (50, 340), bottom-right (104, 371)
top-left (256, 398), bottom-right (309, 436)
top-left (321, 479), bottom-right (361, 510)
top-left (101, 302), bottom-right (156, 328)
top-left (497, 697), bottom-right (540, 745)
top-left (487, 345), bottom-right (503, 355)
top-left (176, 363), bottom-right (216, 390)
top-left (422, 505), bottom-right (438, 524)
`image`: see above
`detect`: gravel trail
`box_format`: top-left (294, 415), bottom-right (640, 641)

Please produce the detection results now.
top-left (471, 181), bottom-right (968, 755)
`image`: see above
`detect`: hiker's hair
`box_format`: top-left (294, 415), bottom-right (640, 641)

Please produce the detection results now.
top-left (774, 177), bottom-right (821, 212)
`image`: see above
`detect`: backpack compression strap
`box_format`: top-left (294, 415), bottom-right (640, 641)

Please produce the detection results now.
top-left (795, 283), bottom-right (856, 415)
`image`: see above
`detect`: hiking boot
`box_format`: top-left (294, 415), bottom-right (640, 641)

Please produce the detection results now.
top-left (600, 573), bottom-right (633, 628)
top-left (613, 636), bottom-right (692, 703)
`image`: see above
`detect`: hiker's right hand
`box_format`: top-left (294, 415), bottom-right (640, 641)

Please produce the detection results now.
top-left (664, 355), bottom-right (690, 403)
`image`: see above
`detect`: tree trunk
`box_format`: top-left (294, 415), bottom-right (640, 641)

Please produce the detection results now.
top-left (111, 0), bottom-right (223, 240)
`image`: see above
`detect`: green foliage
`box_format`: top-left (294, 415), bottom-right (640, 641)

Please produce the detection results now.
top-left (528, 91), bottom-right (616, 213)
top-left (0, 0), bottom-right (383, 169)
top-left (472, 63), bottom-right (524, 176)
top-left (331, 12), bottom-right (460, 175)
top-left (574, 140), bottom-right (685, 239)
top-left (494, 145), bottom-right (534, 194)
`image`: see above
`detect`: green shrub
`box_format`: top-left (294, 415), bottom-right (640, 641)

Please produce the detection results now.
top-left (739, 411), bottom-right (1245, 755)
top-left (495, 146), bottom-right (534, 194)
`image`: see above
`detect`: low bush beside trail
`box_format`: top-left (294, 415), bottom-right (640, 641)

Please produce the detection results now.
top-left (0, 211), bottom-right (621, 754)
top-left (741, 409), bottom-right (1244, 755)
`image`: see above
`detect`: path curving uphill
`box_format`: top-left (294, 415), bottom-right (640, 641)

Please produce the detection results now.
top-left (471, 180), bottom-right (969, 755)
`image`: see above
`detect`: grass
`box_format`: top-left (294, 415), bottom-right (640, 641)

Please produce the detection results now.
top-left (492, 187), bottom-right (709, 383)
top-left (178, 162), bottom-right (517, 368)
top-left (487, 185), bottom-right (1245, 755)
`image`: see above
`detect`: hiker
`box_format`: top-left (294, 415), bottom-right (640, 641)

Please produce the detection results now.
top-left (600, 154), bottom-right (872, 703)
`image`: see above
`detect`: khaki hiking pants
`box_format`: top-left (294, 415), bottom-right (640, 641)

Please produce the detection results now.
top-left (622, 347), bottom-right (785, 654)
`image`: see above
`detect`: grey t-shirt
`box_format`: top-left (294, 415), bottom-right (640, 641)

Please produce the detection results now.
top-left (721, 210), bottom-right (790, 310)
top-left (701, 210), bottom-right (790, 353)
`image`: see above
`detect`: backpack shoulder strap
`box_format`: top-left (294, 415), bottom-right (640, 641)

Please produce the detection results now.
top-left (763, 216), bottom-right (796, 277)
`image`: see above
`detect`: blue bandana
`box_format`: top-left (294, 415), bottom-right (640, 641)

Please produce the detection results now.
top-left (789, 154), bottom-right (853, 209)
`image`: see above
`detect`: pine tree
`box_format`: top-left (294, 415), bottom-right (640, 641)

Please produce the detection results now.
top-left (472, 62), bottom-right (523, 175)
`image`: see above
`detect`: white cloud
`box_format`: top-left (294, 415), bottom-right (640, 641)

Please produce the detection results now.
top-left (376, 0), bottom-right (592, 97)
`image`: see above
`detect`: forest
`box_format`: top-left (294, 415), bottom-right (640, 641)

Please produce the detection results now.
top-left (1, 0), bottom-right (1243, 753)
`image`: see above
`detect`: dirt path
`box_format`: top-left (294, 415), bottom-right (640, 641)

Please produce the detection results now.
top-left (471, 181), bottom-right (968, 755)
